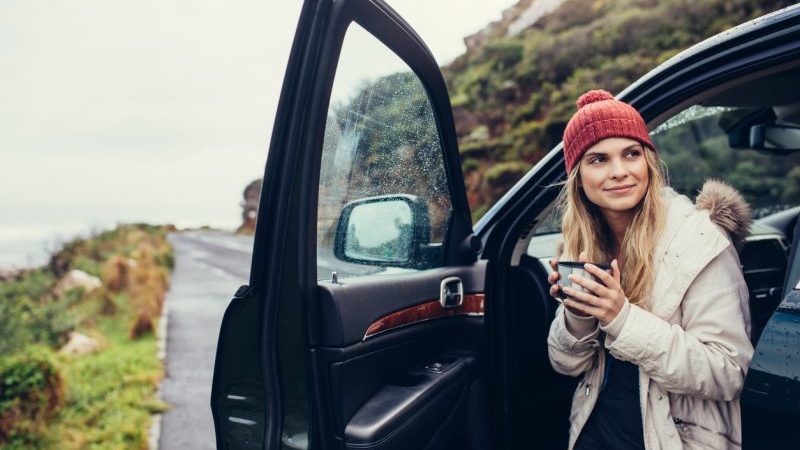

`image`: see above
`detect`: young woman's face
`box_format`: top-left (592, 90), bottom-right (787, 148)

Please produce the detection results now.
top-left (578, 137), bottom-right (649, 216)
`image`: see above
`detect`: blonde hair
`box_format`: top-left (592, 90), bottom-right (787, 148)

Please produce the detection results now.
top-left (556, 147), bottom-right (667, 308)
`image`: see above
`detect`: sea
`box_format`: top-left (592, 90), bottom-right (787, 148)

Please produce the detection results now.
top-left (0, 223), bottom-right (107, 270)
top-left (0, 219), bottom-right (238, 271)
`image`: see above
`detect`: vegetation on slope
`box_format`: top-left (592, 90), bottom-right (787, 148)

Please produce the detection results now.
top-left (444, 0), bottom-right (796, 220)
top-left (444, 0), bottom-right (794, 219)
top-left (0, 224), bottom-right (173, 449)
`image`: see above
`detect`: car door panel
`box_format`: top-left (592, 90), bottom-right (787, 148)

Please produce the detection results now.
top-left (311, 263), bottom-right (486, 448)
top-left (311, 318), bottom-right (484, 439)
top-left (317, 263), bottom-right (485, 346)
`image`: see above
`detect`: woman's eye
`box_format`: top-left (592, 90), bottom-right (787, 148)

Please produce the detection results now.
top-left (590, 156), bottom-right (604, 164)
top-left (626, 150), bottom-right (641, 158)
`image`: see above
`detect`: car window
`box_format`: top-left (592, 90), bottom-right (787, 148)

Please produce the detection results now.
top-left (317, 24), bottom-right (452, 281)
top-left (650, 105), bottom-right (800, 215)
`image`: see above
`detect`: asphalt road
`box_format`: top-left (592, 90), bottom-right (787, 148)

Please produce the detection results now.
top-left (157, 229), bottom-right (402, 449)
top-left (159, 230), bottom-right (252, 450)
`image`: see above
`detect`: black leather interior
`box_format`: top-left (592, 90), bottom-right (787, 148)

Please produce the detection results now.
top-left (311, 264), bottom-right (488, 450)
top-left (344, 357), bottom-right (473, 450)
top-left (741, 236), bottom-right (789, 344)
top-left (508, 254), bottom-right (577, 448)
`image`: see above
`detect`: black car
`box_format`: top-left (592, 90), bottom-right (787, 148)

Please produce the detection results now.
top-left (210, 1), bottom-right (800, 449)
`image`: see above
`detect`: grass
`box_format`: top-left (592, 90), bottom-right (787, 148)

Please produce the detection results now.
top-left (0, 224), bottom-right (173, 450)
top-left (44, 314), bottom-right (168, 450)
top-left (3, 322), bottom-right (167, 450)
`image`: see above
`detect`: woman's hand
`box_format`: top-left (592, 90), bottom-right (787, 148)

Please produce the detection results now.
top-left (548, 251), bottom-right (592, 317)
top-left (561, 259), bottom-right (626, 326)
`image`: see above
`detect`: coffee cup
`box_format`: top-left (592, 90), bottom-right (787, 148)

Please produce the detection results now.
top-left (554, 261), bottom-right (612, 303)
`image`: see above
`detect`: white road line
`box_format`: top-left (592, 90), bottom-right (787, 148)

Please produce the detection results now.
top-left (183, 232), bottom-right (253, 253)
top-left (196, 259), bottom-right (243, 283)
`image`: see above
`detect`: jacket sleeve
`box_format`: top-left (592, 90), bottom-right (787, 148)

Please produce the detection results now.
top-left (547, 305), bottom-right (601, 377)
top-left (605, 244), bottom-right (754, 401)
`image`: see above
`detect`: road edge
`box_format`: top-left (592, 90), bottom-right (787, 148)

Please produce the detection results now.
top-left (148, 296), bottom-right (170, 450)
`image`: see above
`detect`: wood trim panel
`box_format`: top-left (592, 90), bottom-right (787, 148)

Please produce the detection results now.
top-left (363, 293), bottom-right (485, 340)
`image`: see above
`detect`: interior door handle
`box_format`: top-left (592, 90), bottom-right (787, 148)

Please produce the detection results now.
top-left (440, 277), bottom-right (464, 309)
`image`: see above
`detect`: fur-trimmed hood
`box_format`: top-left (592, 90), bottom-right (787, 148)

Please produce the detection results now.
top-left (694, 179), bottom-right (752, 251)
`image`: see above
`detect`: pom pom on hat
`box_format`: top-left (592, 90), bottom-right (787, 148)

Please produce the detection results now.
top-left (562, 89), bottom-right (656, 173)
top-left (576, 89), bottom-right (615, 109)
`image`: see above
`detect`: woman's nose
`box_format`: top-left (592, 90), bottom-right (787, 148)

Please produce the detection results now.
top-left (609, 158), bottom-right (628, 179)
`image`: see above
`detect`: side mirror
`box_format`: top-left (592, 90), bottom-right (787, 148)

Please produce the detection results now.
top-left (750, 125), bottom-right (800, 152)
top-left (334, 194), bottom-right (431, 268)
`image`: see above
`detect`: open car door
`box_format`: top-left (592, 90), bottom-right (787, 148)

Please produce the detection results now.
top-left (743, 214), bottom-right (800, 447)
top-left (211, 1), bottom-right (488, 449)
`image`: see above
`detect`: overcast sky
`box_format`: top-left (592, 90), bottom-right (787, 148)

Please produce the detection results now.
top-left (0, 0), bottom-right (516, 254)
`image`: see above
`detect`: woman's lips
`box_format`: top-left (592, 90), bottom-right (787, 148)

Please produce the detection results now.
top-left (605, 185), bottom-right (635, 194)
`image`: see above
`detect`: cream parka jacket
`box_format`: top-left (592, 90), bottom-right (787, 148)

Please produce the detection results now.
top-left (547, 180), bottom-right (754, 450)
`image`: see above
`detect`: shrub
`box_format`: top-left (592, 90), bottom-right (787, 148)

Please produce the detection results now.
top-left (101, 255), bottom-right (131, 292)
top-left (462, 159), bottom-right (480, 173)
top-left (127, 247), bottom-right (169, 340)
top-left (0, 296), bottom-right (35, 355)
top-left (0, 348), bottom-right (64, 445)
top-left (483, 39), bottom-right (524, 70)
top-left (485, 161), bottom-right (531, 190)
top-left (459, 141), bottom-right (490, 159)
top-left (0, 270), bottom-right (74, 354)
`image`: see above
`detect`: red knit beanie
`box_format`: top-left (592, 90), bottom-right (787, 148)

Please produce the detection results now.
top-left (562, 90), bottom-right (655, 173)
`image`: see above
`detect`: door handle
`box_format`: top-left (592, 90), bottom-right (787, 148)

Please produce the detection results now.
top-left (440, 277), bottom-right (464, 309)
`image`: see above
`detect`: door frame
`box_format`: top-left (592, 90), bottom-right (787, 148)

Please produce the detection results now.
top-left (243, 0), bottom-right (476, 449)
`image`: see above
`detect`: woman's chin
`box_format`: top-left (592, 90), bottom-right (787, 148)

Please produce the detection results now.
top-left (600, 199), bottom-right (641, 214)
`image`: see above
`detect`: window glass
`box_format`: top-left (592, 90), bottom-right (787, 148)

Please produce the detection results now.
top-left (317, 24), bottom-right (452, 281)
top-left (650, 105), bottom-right (800, 215)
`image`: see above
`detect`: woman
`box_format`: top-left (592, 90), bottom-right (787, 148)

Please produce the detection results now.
top-left (546, 89), bottom-right (754, 449)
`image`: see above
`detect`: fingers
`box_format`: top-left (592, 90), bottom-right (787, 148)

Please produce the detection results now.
top-left (584, 263), bottom-right (615, 286)
top-left (562, 286), bottom-right (601, 307)
top-left (563, 298), bottom-right (603, 317)
top-left (567, 273), bottom-right (608, 297)
top-left (611, 259), bottom-right (622, 283)
top-left (548, 258), bottom-right (560, 289)
top-left (549, 284), bottom-right (561, 299)
top-left (578, 251), bottom-right (588, 263)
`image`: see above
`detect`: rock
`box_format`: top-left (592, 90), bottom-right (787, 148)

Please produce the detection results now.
top-left (462, 0), bottom-right (568, 54)
top-left (54, 269), bottom-right (102, 297)
top-left (59, 332), bottom-right (101, 356)
top-left (467, 125), bottom-right (491, 142)
top-left (238, 178), bottom-right (262, 234)
top-left (0, 268), bottom-right (26, 283)
top-left (507, 0), bottom-right (566, 36)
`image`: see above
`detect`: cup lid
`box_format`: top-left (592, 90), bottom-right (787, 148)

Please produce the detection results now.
top-left (557, 261), bottom-right (611, 270)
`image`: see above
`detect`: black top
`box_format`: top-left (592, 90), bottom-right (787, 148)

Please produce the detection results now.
top-left (574, 345), bottom-right (645, 450)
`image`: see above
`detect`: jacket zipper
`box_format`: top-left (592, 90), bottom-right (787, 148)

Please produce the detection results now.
top-left (571, 347), bottom-right (603, 449)
top-left (577, 378), bottom-right (591, 396)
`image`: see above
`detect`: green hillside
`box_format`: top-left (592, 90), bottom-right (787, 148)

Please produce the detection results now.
top-left (444, 0), bottom-right (795, 221)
